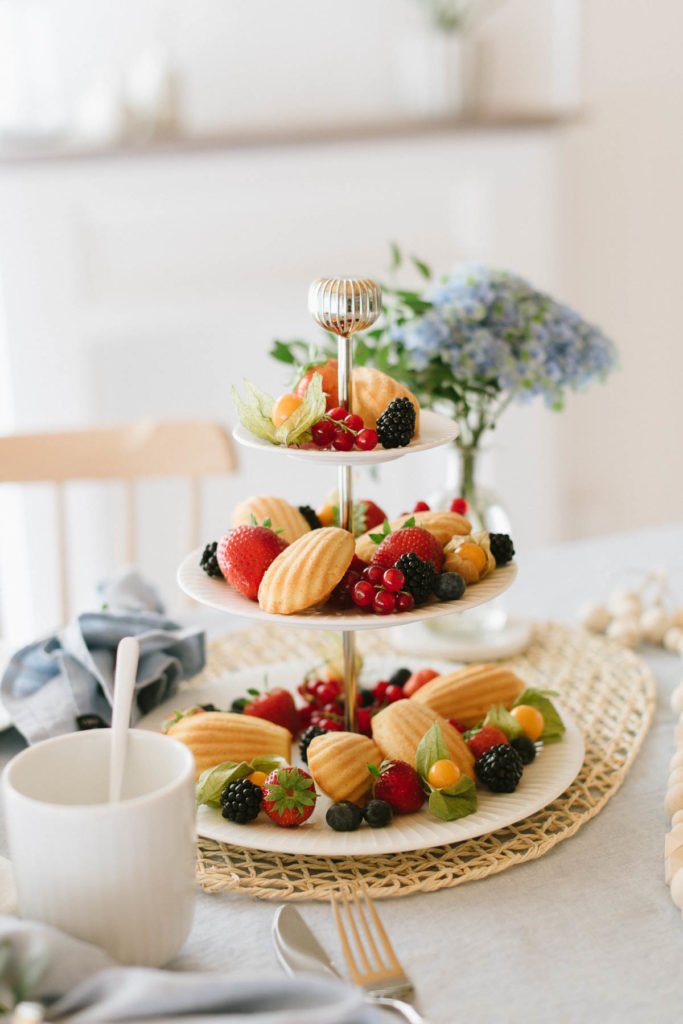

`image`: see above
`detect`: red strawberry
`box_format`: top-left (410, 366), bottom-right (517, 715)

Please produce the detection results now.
top-left (217, 525), bottom-right (287, 600)
top-left (403, 668), bottom-right (439, 697)
top-left (358, 499), bottom-right (387, 533)
top-left (450, 497), bottom-right (468, 515)
top-left (262, 767), bottom-right (317, 827)
top-left (371, 526), bottom-right (443, 573)
top-left (243, 688), bottom-right (299, 736)
top-left (467, 726), bottom-right (509, 760)
top-left (295, 359), bottom-right (339, 411)
top-left (369, 760), bottom-right (425, 814)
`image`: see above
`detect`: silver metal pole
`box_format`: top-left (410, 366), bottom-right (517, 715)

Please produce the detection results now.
top-left (337, 332), bottom-right (357, 732)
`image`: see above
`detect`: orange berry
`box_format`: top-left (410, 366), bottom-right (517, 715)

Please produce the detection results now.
top-left (456, 542), bottom-right (487, 573)
top-left (511, 704), bottom-right (544, 741)
top-left (316, 503), bottom-right (335, 527)
top-left (272, 393), bottom-right (303, 427)
top-left (427, 759), bottom-right (461, 789)
top-left (247, 770), bottom-right (267, 787)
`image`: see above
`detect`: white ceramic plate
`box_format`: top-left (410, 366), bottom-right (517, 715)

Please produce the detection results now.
top-left (177, 555), bottom-right (516, 632)
top-left (138, 656), bottom-right (585, 857)
top-left (232, 409), bottom-right (459, 465)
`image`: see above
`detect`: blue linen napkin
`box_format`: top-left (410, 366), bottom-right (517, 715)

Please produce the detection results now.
top-left (0, 570), bottom-right (206, 745)
top-left (0, 917), bottom-right (377, 1023)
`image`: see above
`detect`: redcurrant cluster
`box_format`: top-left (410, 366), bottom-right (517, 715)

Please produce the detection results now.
top-left (296, 675), bottom-right (345, 732)
top-left (311, 407), bottom-right (378, 452)
top-left (351, 565), bottom-right (416, 615)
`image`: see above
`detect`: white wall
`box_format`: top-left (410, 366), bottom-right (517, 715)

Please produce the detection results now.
top-left (557, 0), bottom-right (683, 538)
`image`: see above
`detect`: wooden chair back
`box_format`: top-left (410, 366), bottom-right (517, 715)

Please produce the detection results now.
top-left (0, 420), bottom-right (237, 622)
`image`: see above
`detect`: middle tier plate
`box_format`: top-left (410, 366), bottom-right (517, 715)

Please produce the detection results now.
top-left (178, 552), bottom-right (516, 631)
top-left (232, 408), bottom-right (459, 465)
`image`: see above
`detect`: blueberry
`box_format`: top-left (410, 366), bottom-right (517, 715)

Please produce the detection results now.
top-left (511, 736), bottom-right (537, 765)
top-left (326, 801), bottom-right (363, 832)
top-left (389, 668), bottom-right (411, 688)
top-left (433, 572), bottom-right (466, 602)
top-left (363, 799), bottom-right (393, 828)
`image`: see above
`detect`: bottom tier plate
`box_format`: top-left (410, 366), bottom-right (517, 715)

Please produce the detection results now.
top-left (138, 656), bottom-right (584, 857)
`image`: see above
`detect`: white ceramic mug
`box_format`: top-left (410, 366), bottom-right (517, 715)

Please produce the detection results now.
top-left (3, 728), bottom-right (196, 967)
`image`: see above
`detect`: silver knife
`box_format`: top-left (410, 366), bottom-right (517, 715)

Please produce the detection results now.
top-left (272, 905), bottom-right (427, 1024)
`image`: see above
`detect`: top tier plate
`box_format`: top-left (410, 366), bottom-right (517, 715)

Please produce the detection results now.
top-left (232, 408), bottom-right (458, 466)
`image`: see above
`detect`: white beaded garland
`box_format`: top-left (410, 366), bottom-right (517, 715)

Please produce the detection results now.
top-left (605, 619), bottom-right (641, 648)
top-left (664, 627), bottom-right (683, 653)
top-left (578, 601), bottom-right (612, 633)
top-left (640, 606), bottom-right (670, 644)
top-left (608, 589), bottom-right (642, 618)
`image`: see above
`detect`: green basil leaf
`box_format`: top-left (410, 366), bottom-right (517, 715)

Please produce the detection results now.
top-left (196, 761), bottom-right (251, 807)
top-left (416, 723), bottom-right (449, 781)
top-left (513, 688), bottom-right (565, 744)
top-left (428, 775), bottom-right (477, 821)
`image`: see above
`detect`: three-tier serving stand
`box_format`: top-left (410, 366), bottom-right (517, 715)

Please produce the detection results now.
top-left (179, 276), bottom-right (517, 736)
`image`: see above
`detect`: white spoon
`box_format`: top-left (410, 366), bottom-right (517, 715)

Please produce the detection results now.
top-left (109, 636), bottom-right (140, 803)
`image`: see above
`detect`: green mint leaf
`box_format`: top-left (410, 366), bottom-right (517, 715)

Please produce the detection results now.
top-left (428, 775), bottom-right (477, 821)
top-left (400, 516), bottom-right (416, 529)
top-left (482, 703), bottom-right (524, 740)
top-left (513, 688), bottom-right (565, 744)
top-left (196, 761), bottom-right (251, 807)
top-left (416, 723), bottom-right (449, 782)
top-left (368, 763), bottom-right (380, 779)
top-left (263, 517), bottom-right (272, 529)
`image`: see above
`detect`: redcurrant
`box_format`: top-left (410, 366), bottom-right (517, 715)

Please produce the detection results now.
top-left (311, 419), bottom-right (335, 446)
top-left (396, 591), bottom-right (415, 613)
top-left (362, 565), bottom-right (385, 586)
top-left (382, 568), bottom-right (405, 593)
top-left (352, 580), bottom-right (375, 608)
top-left (355, 428), bottom-right (378, 451)
top-left (344, 413), bottom-right (364, 432)
top-left (328, 407), bottom-right (347, 421)
top-left (332, 428), bottom-right (354, 452)
top-left (373, 589), bottom-right (397, 615)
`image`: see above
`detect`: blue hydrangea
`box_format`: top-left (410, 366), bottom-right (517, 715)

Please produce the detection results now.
top-left (391, 265), bottom-right (617, 409)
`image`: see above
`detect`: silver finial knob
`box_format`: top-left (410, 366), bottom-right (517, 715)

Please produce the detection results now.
top-left (308, 277), bottom-right (382, 337)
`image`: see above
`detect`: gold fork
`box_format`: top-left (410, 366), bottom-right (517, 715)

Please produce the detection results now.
top-left (332, 886), bottom-right (426, 1023)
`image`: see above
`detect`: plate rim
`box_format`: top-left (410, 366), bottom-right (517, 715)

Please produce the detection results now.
top-left (138, 656), bottom-right (585, 858)
top-left (232, 408), bottom-right (459, 466)
top-left (177, 553), bottom-right (517, 631)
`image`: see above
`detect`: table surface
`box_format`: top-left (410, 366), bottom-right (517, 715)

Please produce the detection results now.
top-left (2, 523), bottom-right (682, 1024)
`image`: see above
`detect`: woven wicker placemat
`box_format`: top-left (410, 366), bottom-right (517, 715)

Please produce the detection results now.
top-left (190, 621), bottom-right (655, 900)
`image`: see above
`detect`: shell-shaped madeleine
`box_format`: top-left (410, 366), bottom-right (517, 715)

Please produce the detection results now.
top-left (258, 527), bottom-right (354, 614)
top-left (355, 510), bottom-right (471, 563)
top-left (167, 711), bottom-right (291, 777)
top-left (371, 701), bottom-right (474, 779)
top-left (232, 495), bottom-right (310, 545)
top-left (351, 367), bottom-right (420, 434)
top-left (411, 664), bottom-right (525, 727)
top-left (307, 731), bottom-right (382, 804)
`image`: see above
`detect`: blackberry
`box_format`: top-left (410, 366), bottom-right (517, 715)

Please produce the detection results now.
top-left (220, 778), bottom-right (262, 823)
top-left (199, 541), bottom-right (222, 578)
top-left (394, 553), bottom-right (436, 605)
top-left (475, 744), bottom-right (524, 793)
top-left (376, 397), bottom-right (416, 449)
top-left (299, 724), bottom-right (327, 764)
top-left (298, 505), bottom-right (322, 530)
top-left (511, 735), bottom-right (537, 765)
top-left (433, 572), bottom-right (466, 602)
top-left (326, 801), bottom-right (363, 832)
top-left (389, 667), bottom-right (411, 688)
top-left (363, 799), bottom-right (393, 828)
top-left (489, 533), bottom-right (515, 567)
top-left (358, 689), bottom-right (375, 708)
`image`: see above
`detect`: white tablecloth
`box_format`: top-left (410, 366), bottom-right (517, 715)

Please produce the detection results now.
top-left (2, 523), bottom-right (683, 1023)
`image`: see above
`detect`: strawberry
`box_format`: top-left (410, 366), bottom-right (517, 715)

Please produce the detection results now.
top-left (370, 524), bottom-right (443, 573)
top-left (369, 760), bottom-right (425, 814)
top-left (243, 688), bottom-right (299, 736)
top-left (295, 359), bottom-right (339, 411)
top-left (358, 499), bottom-right (387, 533)
top-left (262, 767), bottom-right (318, 827)
top-left (403, 668), bottom-right (439, 697)
top-left (217, 524), bottom-right (287, 600)
top-left (467, 726), bottom-right (509, 760)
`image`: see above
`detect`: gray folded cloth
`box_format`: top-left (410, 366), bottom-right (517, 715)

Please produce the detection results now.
top-left (0, 570), bottom-right (206, 745)
top-left (0, 918), bottom-right (376, 1023)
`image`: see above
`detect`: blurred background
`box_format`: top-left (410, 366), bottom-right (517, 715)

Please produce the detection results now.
top-left (0, 0), bottom-right (681, 642)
